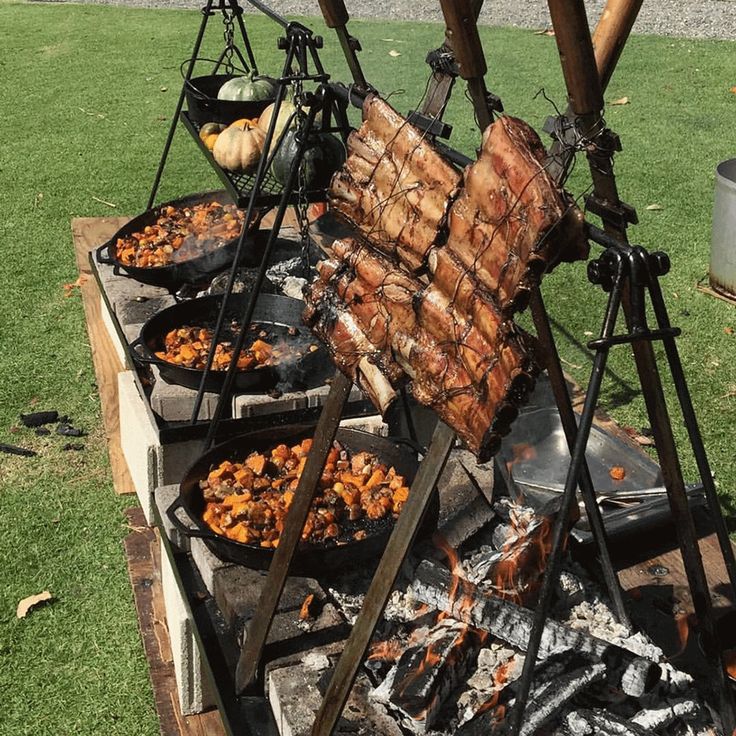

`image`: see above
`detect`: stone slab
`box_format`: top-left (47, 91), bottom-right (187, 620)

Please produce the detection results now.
top-left (267, 659), bottom-right (403, 736)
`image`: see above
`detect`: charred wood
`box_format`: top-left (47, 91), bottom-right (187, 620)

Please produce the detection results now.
top-left (376, 619), bottom-right (484, 733)
top-left (410, 560), bottom-right (660, 697)
top-left (630, 697), bottom-right (703, 731)
top-left (564, 708), bottom-right (649, 736)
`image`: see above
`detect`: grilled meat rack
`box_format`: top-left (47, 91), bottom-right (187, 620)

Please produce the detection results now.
top-left (146, 0), bottom-right (736, 734)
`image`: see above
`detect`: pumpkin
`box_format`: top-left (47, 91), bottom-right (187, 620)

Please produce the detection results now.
top-left (257, 100), bottom-right (298, 152)
top-left (217, 74), bottom-right (277, 103)
top-left (213, 119), bottom-right (266, 173)
top-left (199, 122), bottom-right (226, 151)
top-left (271, 130), bottom-right (346, 189)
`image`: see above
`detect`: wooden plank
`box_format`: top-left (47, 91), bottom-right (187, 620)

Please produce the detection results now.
top-left (124, 507), bottom-right (227, 736)
top-left (71, 216), bottom-right (135, 495)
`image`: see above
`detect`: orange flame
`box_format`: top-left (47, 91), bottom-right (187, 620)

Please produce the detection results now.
top-left (670, 612), bottom-right (692, 658)
top-left (368, 639), bottom-right (404, 663)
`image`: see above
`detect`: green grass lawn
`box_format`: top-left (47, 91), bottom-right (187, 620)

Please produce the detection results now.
top-left (0, 3), bottom-right (734, 733)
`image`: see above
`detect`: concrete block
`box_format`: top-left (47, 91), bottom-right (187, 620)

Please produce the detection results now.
top-left (149, 365), bottom-right (220, 422)
top-left (267, 660), bottom-right (403, 736)
top-left (158, 437), bottom-right (206, 487)
top-left (212, 565), bottom-right (347, 663)
top-left (100, 293), bottom-right (128, 366)
top-left (232, 389), bottom-right (309, 419)
top-left (160, 537), bottom-right (215, 716)
top-left (190, 537), bottom-right (235, 596)
top-left (116, 293), bottom-right (177, 327)
top-left (154, 484), bottom-right (190, 552)
top-left (95, 258), bottom-right (172, 317)
top-left (118, 370), bottom-right (159, 524)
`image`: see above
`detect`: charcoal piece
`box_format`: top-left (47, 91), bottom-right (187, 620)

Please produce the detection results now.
top-left (56, 423), bottom-right (85, 437)
top-left (630, 697), bottom-right (703, 730)
top-left (35, 428), bottom-right (51, 436)
top-left (62, 443), bottom-right (85, 451)
top-left (0, 443), bottom-right (37, 457)
top-left (19, 411), bottom-right (59, 427)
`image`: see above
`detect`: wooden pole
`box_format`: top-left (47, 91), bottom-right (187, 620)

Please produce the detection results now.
top-left (592, 0), bottom-right (644, 91)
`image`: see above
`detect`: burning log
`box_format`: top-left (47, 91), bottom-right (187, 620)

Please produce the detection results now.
top-left (410, 560), bottom-right (660, 697)
top-left (373, 619), bottom-right (484, 733)
top-left (564, 708), bottom-right (649, 736)
top-left (456, 657), bottom-right (607, 736)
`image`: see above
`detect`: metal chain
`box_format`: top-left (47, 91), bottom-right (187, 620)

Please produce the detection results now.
top-left (222, 8), bottom-right (236, 74)
top-left (291, 76), bottom-right (313, 271)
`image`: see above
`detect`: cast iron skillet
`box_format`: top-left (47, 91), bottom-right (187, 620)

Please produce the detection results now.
top-left (166, 426), bottom-right (437, 575)
top-left (96, 191), bottom-right (266, 290)
top-left (130, 293), bottom-right (331, 393)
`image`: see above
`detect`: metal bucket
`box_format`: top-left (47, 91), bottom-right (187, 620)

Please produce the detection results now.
top-left (709, 158), bottom-right (736, 300)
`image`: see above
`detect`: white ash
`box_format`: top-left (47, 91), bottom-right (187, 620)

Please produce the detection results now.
top-left (302, 652), bottom-right (331, 672)
top-left (282, 276), bottom-right (308, 301)
top-left (456, 644), bottom-right (522, 726)
top-left (266, 256), bottom-right (305, 287)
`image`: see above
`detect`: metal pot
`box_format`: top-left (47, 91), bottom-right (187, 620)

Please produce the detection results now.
top-left (96, 191), bottom-right (266, 290)
top-left (184, 73), bottom-right (274, 126)
top-left (131, 293), bottom-right (330, 393)
top-left (166, 426), bottom-right (437, 575)
top-left (710, 158), bottom-right (736, 301)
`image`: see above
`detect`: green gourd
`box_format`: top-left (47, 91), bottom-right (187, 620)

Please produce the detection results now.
top-left (217, 74), bottom-right (277, 102)
top-left (271, 130), bottom-right (346, 189)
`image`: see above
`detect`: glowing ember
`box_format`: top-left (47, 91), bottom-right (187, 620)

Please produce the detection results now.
top-left (725, 648), bottom-right (736, 680)
top-left (672, 612), bottom-right (692, 658)
top-left (368, 639), bottom-right (405, 663)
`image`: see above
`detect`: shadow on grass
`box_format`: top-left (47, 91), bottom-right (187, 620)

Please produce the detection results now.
top-left (550, 315), bottom-right (640, 410)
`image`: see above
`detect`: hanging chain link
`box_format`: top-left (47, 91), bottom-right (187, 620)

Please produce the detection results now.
top-left (291, 73), bottom-right (313, 271)
top-left (221, 8), bottom-right (236, 74)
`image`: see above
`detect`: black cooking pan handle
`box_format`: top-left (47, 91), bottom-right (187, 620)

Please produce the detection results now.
top-left (96, 242), bottom-right (116, 266)
top-left (166, 496), bottom-right (216, 539)
top-left (128, 337), bottom-right (158, 365)
top-left (390, 435), bottom-right (427, 457)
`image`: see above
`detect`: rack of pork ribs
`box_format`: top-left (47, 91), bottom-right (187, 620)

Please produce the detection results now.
top-left (303, 96), bottom-right (588, 461)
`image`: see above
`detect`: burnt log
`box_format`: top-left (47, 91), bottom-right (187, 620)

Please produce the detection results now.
top-left (0, 442), bottom-right (37, 457)
top-left (19, 410), bottom-right (59, 427)
top-left (514, 660), bottom-right (607, 736)
top-left (456, 656), bottom-right (606, 736)
top-left (564, 708), bottom-right (649, 736)
top-left (410, 560), bottom-right (660, 697)
top-left (630, 697), bottom-right (703, 730)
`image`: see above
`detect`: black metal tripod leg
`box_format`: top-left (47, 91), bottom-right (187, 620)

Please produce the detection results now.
top-left (529, 289), bottom-right (630, 628)
top-left (648, 277), bottom-right (736, 601)
top-left (148, 0), bottom-right (214, 209)
top-left (235, 370), bottom-right (352, 693)
top-left (622, 292), bottom-right (736, 730)
top-left (509, 275), bottom-right (624, 736)
top-left (311, 422), bottom-right (456, 736)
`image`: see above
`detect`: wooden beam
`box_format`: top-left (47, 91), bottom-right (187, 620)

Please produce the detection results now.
top-left (71, 216), bottom-right (135, 495)
top-left (123, 507), bottom-right (227, 736)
